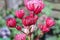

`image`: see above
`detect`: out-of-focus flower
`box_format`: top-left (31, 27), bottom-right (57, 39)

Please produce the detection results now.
top-left (22, 15), bottom-right (38, 26)
top-left (46, 17), bottom-right (55, 27)
top-left (38, 24), bottom-right (50, 33)
top-left (6, 18), bottom-right (16, 28)
top-left (24, 0), bottom-right (44, 14)
top-left (16, 26), bottom-right (22, 31)
top-left (41, 25), bottom-right (50, 33)
top-left (24, 28), bottom-right (29, 34)
top-left (15, 9), bottom-right (25, 19)
top-left (0, 27), bottom-right (11, 38)
top-left (30, 25), bottom-right (37, 32)
top-left (14, 33), bottom-right (26, 40)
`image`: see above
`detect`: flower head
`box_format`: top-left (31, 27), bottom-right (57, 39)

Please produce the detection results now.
top-left (14, 33), bottom-right (26, 40)
top-left (46, 17), bottom-right (55, 27)
top-left (6, 18), bottom-right (16, 28)
top-left (24, 0), bottom-right (44, 14)
top-left (38, 24), bottom-right (50, 33)
top-left (15, 9), bottom-right (25, 19)
top-left (16, 26), bottom-right (22, 31)
top-left (22, 15), bottom-right (38, 26)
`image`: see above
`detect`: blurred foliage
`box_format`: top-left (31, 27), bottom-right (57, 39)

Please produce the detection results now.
top-left (10, 28), bottom-right (20, 36)
top-left (52, 19), bottom-right (60, 34)
top-left (16, 18), bottom-right (22, 26)
top-left (0, 16), bottom-right (5, 27)
top-left (58, 35), bottom-right (60, 40)
top-left (42, 1), bottom-right (53, 16)
top-left (46, 36), bottom-right (57, 40)
top-left (9, 28), bottom-right (21, 40)
top-left (0, 38), bottom-right (11, 40)
top-left (6, 9), bottom-right (15, 16)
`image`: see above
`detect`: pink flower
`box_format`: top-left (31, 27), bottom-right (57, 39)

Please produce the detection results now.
top-left (24, 0), bottom-right (29, 6)
top-left (29, 12), bottom-right (34, 17)
top-left (16, 26), bottom-right (22, 31)
top-left (24, 0), bottom-right (44, 14)
top-left (41, 25), bottom-right (50, 33)
top-left (6, 18), bottom-right (16, 28)
top-left (38, 24), bottom-right (50, 33)
top-left (34, 15), bottom-right (38, 21)
top-left (46, 17), bottom-right (55, 27)
top-left (22, 16), bottom-right (33, 26)
top-left (15, 9), bottom-right (25, 19)
top-left (14, 33), bottom-right (26, 40)
top-left (22, 15), bottom-right (38, 26)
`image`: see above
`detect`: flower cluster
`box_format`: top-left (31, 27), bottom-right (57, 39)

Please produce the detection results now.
top-left (6, 0), bottom-right (55, 40)
top-left (38, 17), bottom-right (55, 33)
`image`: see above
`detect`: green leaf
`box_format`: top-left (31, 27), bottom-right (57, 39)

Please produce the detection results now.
top-left (56, 20), bottom-right (60, 25)
top-left (10, 28), bottom-right (20, 36)
top-left (3, 38), bottom-right (11, 40)
top-left (0, 19), bottom-right (5, 26)
top-left (37, 29), bottom-right (41, 35)
top-left (0, 16), bottom-right (2, 19)
top-left (11, 11), bottom-right (15, 16)
top-left (6, 9), bottom-right (15, 16)
top-left (16, 18), bottom-right (22, 26)
top-left (6, 10), bottom-right (10, 15)
top-left (58, 37), bottom-right (60, 40)
top-left (53, 26), bottom-right (60, 34)
top-left (0, 38), bottom-right (11, 40)
top-left (0, 38), bottom-right (3, 40)
top-left (26, 36), bottom-right (29, 40)
top-left (31, 34), bottom-right (34, 40)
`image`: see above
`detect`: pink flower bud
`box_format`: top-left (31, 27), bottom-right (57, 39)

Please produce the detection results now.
top-left (38, 24), bottom-right (50, 33)
top-left (6, 18), bottom-right (16, 28)
top-left (42, 25), bottom-right (50, 33)
top-left (46, 17), bottom-right (55, 27)
top-left (15, 9), bottom-right (25, 19)
top-left (16, 26), bottom-right (22, 31)
top-left (14, 33), bottom-right (26, 40)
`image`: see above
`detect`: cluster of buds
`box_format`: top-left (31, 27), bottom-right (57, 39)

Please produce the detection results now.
top-left (38, 17), bottom-right (55, 33)
top-left (6, 0), bottom-right (55, 40)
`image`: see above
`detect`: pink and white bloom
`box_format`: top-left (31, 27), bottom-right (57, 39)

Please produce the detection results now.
top-left (14, 33), bottom-right (26, 40)
top-left (24, 0), bottom-right (44, 14)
